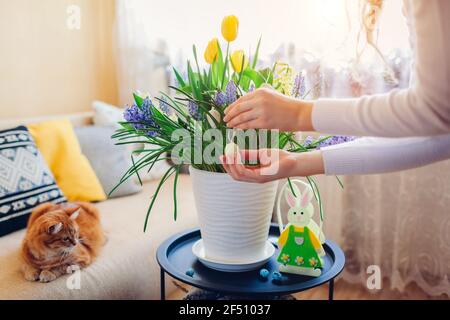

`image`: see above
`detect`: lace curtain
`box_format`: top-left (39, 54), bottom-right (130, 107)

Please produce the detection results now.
top-left (312, 161), bottom-right (450, 297)
top-left (115, 0), bottom-right (449, 296)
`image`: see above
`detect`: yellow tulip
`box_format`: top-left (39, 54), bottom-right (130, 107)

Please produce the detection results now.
top-left (204, 38), bottom-right (219, 64)
top-left (221, 15), bottom-right (239, 42)
top-left (230, 50), bottom-right (248, 73)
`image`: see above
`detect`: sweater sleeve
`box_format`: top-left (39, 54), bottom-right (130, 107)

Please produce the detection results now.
top-left (312, 0), bottom-right (450, 137)
top-left (321, 134), bottom-right (450, 175)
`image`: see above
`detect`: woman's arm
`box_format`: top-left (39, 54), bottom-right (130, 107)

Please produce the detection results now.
top-left (321, 134), bottom-right (450, 175)
top-left (220, 134), bottom-right (450, 181)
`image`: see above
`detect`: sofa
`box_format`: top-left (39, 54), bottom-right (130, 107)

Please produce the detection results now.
top-left (0, 113), bottom-right (199, 299)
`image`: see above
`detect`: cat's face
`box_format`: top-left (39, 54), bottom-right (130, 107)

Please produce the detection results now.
top-left (44, 215), bottom-right (80, 252)
top-left (29, 206), bottom-right (81, 255)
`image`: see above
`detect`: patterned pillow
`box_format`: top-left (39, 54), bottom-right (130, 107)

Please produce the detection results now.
top-left (0, 126), bottom-right (66, 237)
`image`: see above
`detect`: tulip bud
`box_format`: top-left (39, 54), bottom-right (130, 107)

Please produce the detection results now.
top-left (204, 38), bottom-right (219, 64)
top-left (230, 50), bottom-right (248, 73)
top-left (221, 15), bottom-right (239, 42)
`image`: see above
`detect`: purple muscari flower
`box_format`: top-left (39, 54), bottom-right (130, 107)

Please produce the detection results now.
top-left (292, 72), bottom-right (306, 98)
top-left (215, 91), bottom-right (227, 106)
top-left (303, 136), bottom-right (314, 147)
top-left (123, 104), bottom-right (141, 123)
top-left (158, 96), bottom-right (172, 115)
top-left (123, 98), bottom-right (159, 137)
top-left (316, 136), bottom-right (356, 149)
top-left (188, 100), bottom-right (202, 120)
top-left (248, 83), bottom-right (255, 93)
top-left (226, 80), bottom-right (237, 104)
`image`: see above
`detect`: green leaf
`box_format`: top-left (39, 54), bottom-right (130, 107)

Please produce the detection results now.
top-left (335, 175), bottom-right (344, 189)
top-left (187, 61), bottom-right (201, 101)
top-left (221, 43), bottom-right (230, 89)
top-left (306, 176), bottom-right (324, 222)
top-left (143, 166), bottom-right (176, 232)
top-left (133, 92), bottom-right (144, 108)
top-left (251, 36), bottom-right (262, 69)
top-left (193, 44), bottom-right (205, 90)
top-left (287, 178), bottom-right (297, 197)
top-left (216, 43), bottom-right (225, 88)
top-left (119, 122), bottom-right (134, 131)
top-left (207, 66), bottom-right (213, 88)
top-left (131, 154), bottom-right (142, 186)
top-left (173, 67), bottom-right (186, 87)
top-left (172, 166), bottom-right (181, 221)
top-left (258, 67), bottom-right (274, 85)
top-left (242, 69), bottom-right (265, 87)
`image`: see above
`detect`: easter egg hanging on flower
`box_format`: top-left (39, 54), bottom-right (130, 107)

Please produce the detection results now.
top-left (207, 108), bottom-right (221, 128)
top-left (224, 141), bottom-right (240, 157)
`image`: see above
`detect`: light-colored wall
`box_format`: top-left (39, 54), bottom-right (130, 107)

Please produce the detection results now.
top-left (0, 0), bottom-right (118, 119)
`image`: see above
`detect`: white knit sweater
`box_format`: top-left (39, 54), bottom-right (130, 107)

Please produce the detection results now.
top-left (312, 0), bottom-right (450, 175)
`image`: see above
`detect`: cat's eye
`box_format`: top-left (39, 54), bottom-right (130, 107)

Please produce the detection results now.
top-left (63, 237), bottom-right (70, 242)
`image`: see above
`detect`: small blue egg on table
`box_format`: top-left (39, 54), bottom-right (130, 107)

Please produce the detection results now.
top-left (185, 268), bottom-right (194, 277)
top-left (272, 271), bottom-right (282, 282)
top-left (259, 268), bottom-right (269, 279)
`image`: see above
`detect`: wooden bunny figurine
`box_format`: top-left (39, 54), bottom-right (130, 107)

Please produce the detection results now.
top-left (276, 180), bottom-right (326, 277)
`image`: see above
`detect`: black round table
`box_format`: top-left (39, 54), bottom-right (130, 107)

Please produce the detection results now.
top-left (156, 223), bottom-right (345, 300)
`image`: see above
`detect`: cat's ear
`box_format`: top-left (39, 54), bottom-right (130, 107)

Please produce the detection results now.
top-left (69, 208), bottom-right (81, 221)
top-left (48, 222), bottom-right (63, 235)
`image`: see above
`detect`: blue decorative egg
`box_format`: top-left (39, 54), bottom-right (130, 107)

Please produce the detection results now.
top-left (185, 268), bottom-right (195, 277)
top-left (259, 268), bottom-right (270, 279)
top-left (272, 271), bottom-right (282, 282)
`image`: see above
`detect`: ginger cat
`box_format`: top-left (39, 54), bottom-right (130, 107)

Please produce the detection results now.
top-left (21, 202), bottom-right (105, 283)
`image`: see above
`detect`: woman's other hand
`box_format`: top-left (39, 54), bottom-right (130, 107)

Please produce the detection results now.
top-left (219, 149), bottom-right (324, 183)
top-left (223, 88), bottom-right (315, 131)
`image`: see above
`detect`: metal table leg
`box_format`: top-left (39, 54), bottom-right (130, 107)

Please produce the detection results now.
top-left (328, 278), bottom-right (334, 301)
top-left (160, 268), bottom-right (166, 300)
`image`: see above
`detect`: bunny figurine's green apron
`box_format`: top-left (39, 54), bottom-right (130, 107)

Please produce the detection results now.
top-left (277, 225), bottom-right (324, 276)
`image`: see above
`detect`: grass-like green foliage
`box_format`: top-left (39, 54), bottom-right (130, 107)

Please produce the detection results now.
top-left (111, 40), bottom-right (340, 231)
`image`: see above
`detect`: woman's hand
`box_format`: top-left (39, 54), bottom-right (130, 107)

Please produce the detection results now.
top-left (219, 149), bottom-right (325, 183)
top-left (223, 88), bottom-right (315, 131)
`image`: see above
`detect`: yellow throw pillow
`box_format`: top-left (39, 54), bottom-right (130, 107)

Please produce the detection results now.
top-left (28, 119), bottom-right (106, 202)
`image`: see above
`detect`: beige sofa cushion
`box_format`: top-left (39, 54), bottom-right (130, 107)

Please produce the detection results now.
top-left (0, 174), bottom-right (198, 300)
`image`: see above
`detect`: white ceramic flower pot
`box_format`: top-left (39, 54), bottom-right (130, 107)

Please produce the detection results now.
top-left (189, 166), bottom-right (279, 263)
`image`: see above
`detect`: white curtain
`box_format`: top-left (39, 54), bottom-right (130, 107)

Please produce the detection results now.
top-left (115, 0), bottom-right (172, 105)
top-left (313, 161), bottom-right (450, 297)
top-left (114, 0), bottom-right (410, 104)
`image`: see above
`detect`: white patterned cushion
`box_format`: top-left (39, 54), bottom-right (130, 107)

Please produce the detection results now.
top-left (0, 126), bottom-right (66, 236)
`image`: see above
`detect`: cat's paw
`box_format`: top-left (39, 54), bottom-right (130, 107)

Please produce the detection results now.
top-left (65, 265), bottom-right (79, 274)
top-left (39, 270), bottom-right (57, 283)
top-left (24, 268), bottom-right (40, 282)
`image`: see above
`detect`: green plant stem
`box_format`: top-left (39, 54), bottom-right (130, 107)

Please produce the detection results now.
top-left (221, 43), bottom-right (230, 89)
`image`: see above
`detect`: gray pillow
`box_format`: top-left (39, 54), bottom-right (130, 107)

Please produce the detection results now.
top-left (75, 126), bottom-right (142, 198)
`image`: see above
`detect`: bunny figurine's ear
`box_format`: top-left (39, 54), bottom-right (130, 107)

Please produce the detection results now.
top-left (285, 188), bottom-right (299, 208)
top-left (301, 186), bottom-right (314, 208)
